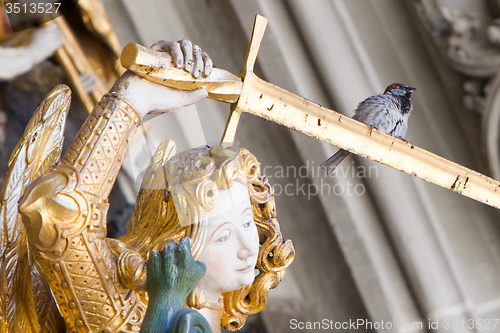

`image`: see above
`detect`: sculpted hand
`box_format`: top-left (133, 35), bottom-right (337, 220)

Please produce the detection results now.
top-left (141, 238), bottom-right (207, 333)
top-left (146, 237), bottom-right (206, 308)
top-left (112, 40), bottom-right (213, 118)
top-left (151, 39), bottom-right (213, 79)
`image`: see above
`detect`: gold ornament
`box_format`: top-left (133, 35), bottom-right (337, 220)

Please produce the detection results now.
top-left (1, 80), bottom-right (293, 332)
top-left (0, 85), bottom-right (70, 333)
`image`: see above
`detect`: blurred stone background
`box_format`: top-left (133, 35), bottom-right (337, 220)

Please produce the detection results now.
top-left (7, 0), bottom-right (500, 332)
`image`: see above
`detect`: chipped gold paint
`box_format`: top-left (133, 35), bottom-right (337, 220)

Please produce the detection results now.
top-left (122, 14), bottom-right (500, 209)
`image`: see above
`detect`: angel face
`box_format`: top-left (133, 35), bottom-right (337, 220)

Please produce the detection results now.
top-left (196, 182), bottom-right (259, 302)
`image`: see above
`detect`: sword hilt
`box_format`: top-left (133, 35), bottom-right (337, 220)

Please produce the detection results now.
top-left (220, 14), bottom-right (268, 145)
top-left (120, 42), bottom-right (242, 103)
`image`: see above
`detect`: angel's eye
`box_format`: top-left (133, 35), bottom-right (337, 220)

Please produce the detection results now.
top-left (215, 231), bottom-right (231, 243)
top-left (242, 213), bottom-right (254, 229)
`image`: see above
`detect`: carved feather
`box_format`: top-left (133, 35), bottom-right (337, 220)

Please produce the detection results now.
top-left (0, 85), bottom-right (71, 333)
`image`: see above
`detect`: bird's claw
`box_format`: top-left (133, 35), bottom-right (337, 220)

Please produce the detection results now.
top-left (397, 136), bottom-right (408, 143)
top-left (369, 125), bottom-right (379, 136)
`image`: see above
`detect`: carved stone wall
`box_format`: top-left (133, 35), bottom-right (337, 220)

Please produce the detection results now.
top-left (410, 0), bottom-right (500, 181)
top-left (101, 0), bottom-right (500, 332)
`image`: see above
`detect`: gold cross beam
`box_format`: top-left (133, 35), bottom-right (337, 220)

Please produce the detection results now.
top-left (120, 15), bottom-right (500, 210)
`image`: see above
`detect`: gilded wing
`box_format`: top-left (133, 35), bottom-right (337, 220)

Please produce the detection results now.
top-left (0, 85), bottom-right (71, 333)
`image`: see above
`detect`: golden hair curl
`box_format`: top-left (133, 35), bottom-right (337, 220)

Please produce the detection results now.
top-left (119, 145), bottom-right (295, 331)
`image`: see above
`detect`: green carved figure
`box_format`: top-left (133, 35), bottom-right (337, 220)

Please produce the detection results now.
top-left (140, 238), bottom-right (211, 333)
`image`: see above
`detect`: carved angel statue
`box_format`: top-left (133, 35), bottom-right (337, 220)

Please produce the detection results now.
top-left (0, 39), bottom-right (294, 332)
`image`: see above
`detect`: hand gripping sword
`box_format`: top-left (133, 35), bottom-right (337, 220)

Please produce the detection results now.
top-left (120, 15), bottom-right (500, 210)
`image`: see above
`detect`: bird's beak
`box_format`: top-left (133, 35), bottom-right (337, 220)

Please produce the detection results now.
top-left (407, 87), bottom-right (416, 93)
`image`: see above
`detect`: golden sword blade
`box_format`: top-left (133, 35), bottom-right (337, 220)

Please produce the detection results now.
top-left (120, 15), bottom-right (500, 210)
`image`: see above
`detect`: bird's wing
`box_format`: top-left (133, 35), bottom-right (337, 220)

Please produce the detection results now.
top-left (353, 95), bottom-right (404, 136)
top-left (0, 85), bottom-right (71, 333)
top-left (387, 117), bottom-right (408, 138)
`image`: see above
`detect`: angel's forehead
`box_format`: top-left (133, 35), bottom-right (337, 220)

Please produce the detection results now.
top-left (208, 182), bottom-right (250, 219)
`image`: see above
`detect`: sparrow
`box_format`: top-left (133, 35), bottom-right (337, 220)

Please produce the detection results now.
top-left (321, 83), bottom-right (416, 175)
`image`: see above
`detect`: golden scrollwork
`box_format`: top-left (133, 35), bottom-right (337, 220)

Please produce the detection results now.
top-left (1, 14), bottom-right (296, 332)
top-left (1, 78), bottom-right (293, 332)
top-left (221, 149), bottom-right (295, 330)
top-left (121, 143), bottom-right (295, 331)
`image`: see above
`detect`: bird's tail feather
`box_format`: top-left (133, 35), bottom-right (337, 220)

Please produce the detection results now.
top-left (320, 149), bottom-right (351, 175)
